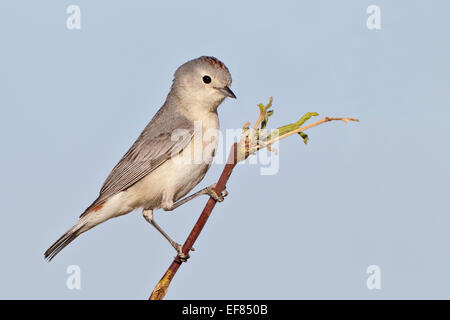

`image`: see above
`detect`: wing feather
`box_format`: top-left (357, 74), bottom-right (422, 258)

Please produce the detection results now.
top-left (81, 111), bottom-right (193, 217)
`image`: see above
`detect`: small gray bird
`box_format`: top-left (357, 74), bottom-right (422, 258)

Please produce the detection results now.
top-left (45, 56), bottom-right (236, 261)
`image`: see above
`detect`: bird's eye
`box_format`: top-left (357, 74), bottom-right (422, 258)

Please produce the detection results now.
top-left (202, 75), bottom-right (212, 84)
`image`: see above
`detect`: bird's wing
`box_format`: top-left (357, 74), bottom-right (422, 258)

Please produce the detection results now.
top-left (81, 112), bottom-right (194, 217)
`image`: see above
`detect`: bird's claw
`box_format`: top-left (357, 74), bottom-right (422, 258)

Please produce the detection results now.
top-left (176, 252), bottom-right (190, 263)
top-left (174, 243), bottom-right (194, 262)
top-left (207, 184), bottom-right (228, 202)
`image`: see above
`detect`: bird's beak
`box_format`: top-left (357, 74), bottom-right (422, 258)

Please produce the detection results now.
top-left (217, 86), bottom-right (236, 99)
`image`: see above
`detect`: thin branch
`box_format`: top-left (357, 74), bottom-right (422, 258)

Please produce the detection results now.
top-left (252, 96), bottom-right (273, 130)
top-left (149, 101), bottom-right (359, 300)
top-left (149, 144), bottom-right (238, 300)
top-left (252, 111), bottom-right (266, 130)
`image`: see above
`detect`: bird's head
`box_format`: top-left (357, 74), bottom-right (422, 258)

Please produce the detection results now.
top-left (171, 56), bottom-right (236, 111)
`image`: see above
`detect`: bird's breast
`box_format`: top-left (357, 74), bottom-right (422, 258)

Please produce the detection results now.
top-left (168, 112), bottom-right (219, 201)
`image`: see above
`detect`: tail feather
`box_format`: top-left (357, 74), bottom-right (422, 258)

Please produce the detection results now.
top-left (44, 220), bottom-right (87, 261)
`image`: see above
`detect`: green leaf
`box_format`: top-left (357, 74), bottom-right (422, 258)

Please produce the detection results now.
top-left (295, 112), bottom-right (319, 127)
top-left (257, 97), bottom-right (273, 114)
top-left (276, 112), bottom-right (318, 136)
top-left (265, 111), bottom-right (319, 141)
top-left (298, 132), bottom-right (309, 144)
top-left (254, 97), bottom-right (319, 148)
top-left (258, 103), bottom-right (265, 113)
top-left (261, 110), bottom-right (274, 129)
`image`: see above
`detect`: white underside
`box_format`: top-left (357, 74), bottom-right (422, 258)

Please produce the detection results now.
top-left (80, 112), bottom-right (219, 231)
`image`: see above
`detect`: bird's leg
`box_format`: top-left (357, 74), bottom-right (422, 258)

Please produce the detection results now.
top-left (143, 184), bottom-right (227, 261)
top-left (165, 183), bottom-right (228, 211)
top-left (142, 209), bottom-right (191, 262)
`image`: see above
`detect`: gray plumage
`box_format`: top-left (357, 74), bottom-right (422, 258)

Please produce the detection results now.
top-left (81, 108), bottom-right (194, 217)
top-left (45, 56), bottom-right (235, 261)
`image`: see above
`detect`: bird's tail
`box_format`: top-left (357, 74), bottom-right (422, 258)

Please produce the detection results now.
top-left (44, 219), bottom-right (88, 262)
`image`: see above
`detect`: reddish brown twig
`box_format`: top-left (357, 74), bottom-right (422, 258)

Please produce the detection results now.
top-left (149, 143), bottom-right (239, 300)
top-left (149, 112), bottom-right (359, 300)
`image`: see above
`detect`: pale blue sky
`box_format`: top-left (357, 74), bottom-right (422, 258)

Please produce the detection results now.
top-left (1, 0), bottom-right (450, 299)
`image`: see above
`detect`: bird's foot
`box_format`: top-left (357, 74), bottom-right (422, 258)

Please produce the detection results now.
top-left (206, 183), bottom-right (228, 202)
top-left (174, 242), bottom-right (194, 263)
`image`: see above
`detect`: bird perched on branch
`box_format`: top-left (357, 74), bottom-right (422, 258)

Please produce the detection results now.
top-left (45, 56), bottom-right (236, 262)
